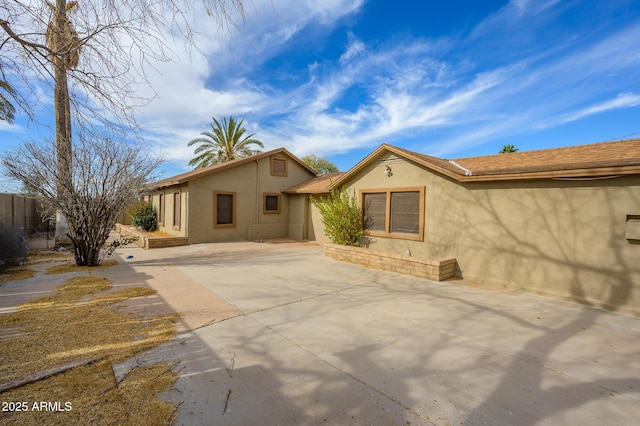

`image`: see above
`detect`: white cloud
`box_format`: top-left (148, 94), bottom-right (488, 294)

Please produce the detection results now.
top-left (3, 0), bottom-right (638, 183)
top-left (340, 33), bottom-right (366, 63)
top-left (541, 93), bottom-right (640, 128)
top-left (126, 0), bottom-right (366, 152)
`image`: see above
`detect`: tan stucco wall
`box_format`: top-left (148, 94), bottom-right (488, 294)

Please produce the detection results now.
top-left (307, 194), bottom-right (331, 244)
top-left (287, 194), bottom-right (307, 240)
top-left (151, 154), bottom-right (315, 244)
top-left (153, 185), bottom-right (188, 237)
top-left (331, 151), bottom-right (640, 315)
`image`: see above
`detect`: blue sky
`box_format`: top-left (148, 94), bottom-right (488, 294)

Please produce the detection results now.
top-left (2, 0), bottom-right (640, 191)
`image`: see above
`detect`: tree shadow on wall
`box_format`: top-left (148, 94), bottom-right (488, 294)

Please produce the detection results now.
top-left (441, 179), bottom-right (640, 424)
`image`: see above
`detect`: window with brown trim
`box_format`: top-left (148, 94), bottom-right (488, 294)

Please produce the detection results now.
top-left (271, 157), bottom-right (288, 176)
top-left (263, 193), bottom-right (281, 214)
top-left (158, 193), bottom-right (165, 226)
top-left (214, 192), bottom-right (236, 228)
top-left (172, 191), bottom-right (180, 229)
top-left (390, 192), bottom-right (421, 234)
top-left (362, 192), bottom-right (386, 232)
top-left (361, 187), bottom-right (424, 241)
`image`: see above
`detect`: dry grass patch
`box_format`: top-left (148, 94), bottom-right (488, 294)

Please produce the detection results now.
top-left (0, 361), bottom-right (176, 426)
top-left (0, 268), bottom-right (36, 283)
top-left (45, 259), bottom-right (119, 275)
top-left (27, 251), bottom-right (74, 265)
top-left (0, 274), bottom-right (179, 425)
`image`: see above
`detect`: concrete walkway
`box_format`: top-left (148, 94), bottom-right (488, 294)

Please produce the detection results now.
top-left (111, 241), bottom-right (640, 426)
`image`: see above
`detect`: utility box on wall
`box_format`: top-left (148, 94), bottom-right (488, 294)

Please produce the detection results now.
top-left (626, 216), bottom-right (640, 241)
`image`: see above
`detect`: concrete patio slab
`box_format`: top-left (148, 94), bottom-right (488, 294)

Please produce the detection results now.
top-left (6, 241), bottom-right (636, 424)
top-left (115, 241), bottom-right (640, 426)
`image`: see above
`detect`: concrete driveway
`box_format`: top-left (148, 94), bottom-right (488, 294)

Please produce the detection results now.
top-left (113, 241), bottom-right (640, 426)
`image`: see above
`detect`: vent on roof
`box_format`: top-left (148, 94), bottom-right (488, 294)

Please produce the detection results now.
top-left (449, 160), bottom-right (473, 176)
top-left (372, 153), bottom-right (404, 165)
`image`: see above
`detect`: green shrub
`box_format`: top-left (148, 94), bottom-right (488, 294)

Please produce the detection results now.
top-left (127, 202), bottom-right (157, 232)
top-left (0, 224), bottom-right (28, 272)
top-left (310, 188), bottom-right (363, 246)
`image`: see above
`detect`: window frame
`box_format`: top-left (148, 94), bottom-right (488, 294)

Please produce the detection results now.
top-left (172, 191), bottom-right (181, 230)
top-left (263, 193), bottom-right (281, 214)
top-left (270, 156), bottom-right (288, 177)
top-left (214, 191), bottom-right (237, 228)
top-left (360, 186), bottom-right (425, 241)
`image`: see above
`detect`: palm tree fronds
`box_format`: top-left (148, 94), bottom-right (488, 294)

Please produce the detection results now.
top-left (187, 116), bottom-right (263, 169)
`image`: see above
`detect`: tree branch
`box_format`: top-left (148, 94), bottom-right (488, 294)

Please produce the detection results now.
top-left (0, 19), bottom-right (51, 53)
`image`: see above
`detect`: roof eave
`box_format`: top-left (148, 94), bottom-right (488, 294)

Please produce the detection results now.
top-left (283, 189), bottom-right (332, 195)
top-left (458, 165), bottom-right (640, 182)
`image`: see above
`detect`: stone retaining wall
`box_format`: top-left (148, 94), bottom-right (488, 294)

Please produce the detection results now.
top-left (324, 243), bottom-right (457, 281)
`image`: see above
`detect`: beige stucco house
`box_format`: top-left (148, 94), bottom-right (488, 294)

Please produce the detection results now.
top-left (146, 148), bottom-right (316, 243)
top-left (145, 139), bottom-right (640, 315)
top-left (288, 139), bottom-right (640, 315)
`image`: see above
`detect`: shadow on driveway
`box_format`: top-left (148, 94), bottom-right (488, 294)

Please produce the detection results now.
top-left (113, 241), bottom-right (640, 425)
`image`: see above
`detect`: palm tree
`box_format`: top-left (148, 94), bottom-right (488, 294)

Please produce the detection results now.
top-left (45, 0), bottom-right (82, 245)
top-left (46, 0), bottom-right (81, 185)
top-left (188, 116), bottom-right (264, 168)
top-left (499, 144), bottom-right (519, 154)
top-left (0, 80), bottom-right (17, 123)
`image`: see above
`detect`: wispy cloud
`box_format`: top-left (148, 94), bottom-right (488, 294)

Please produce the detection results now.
top-left (69, 0), bottom-right (640, 167)
top-left (340, 33), bottom-right (366, 63)
top-left (2, 0), bottom-right (638, 182)
top-left (541, 93), bottom-right (640, 128)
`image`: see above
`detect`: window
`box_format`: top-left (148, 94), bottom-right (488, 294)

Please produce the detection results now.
top-left (271, 157), bottom-right (288, 176)
top-left (214, 192), bottom-right (236, 228)
top-left (361, 187), bottom-right (424, 241)
top-left (172, 191), bottom-right (180, 229)
top-left (362, 192), bottom-right (386, 232)
top-left (158, 193), bottom-right (165, 226)
top-left (263, 193), bottom-right (281, 214)
top-left (390, 192), bottom-right (420, 234)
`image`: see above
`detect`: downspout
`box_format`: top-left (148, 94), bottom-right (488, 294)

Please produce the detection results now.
top-left (184, 185), bottom-right (189, 242)
top-left (255, 159), bottom-right (260, 225)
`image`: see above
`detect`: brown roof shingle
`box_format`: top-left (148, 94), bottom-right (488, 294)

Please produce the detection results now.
top-left (453, 139), bottom-right (640, 177)
top-left (283, 172), bottom-right (345, 194)
top-left (329, 138), bottom-right (640, 188)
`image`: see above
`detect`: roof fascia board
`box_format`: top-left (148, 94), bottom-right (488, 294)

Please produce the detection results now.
top-left (458, 165), bottom-right (640, 182)
top-left (328, 144), bottom-right (391, 189)
top-left (328, 143), bottom-right (640, 187)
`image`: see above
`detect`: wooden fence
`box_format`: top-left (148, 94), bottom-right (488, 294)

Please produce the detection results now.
top-left (0, 193), bottom-right (55, 249)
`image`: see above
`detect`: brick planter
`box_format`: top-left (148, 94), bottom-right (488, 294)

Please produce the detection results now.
top-left (324, 243), bottom-right (457, 281)
top-left (114, 224), bottom-right (188, 249)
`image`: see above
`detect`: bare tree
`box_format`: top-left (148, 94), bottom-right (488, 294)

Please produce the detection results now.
top-left (2, 136), bottom-right (163, 266)
top-left (0, 1), bottom-right (245, 132)
top-left (0, 0), bottom-right (244, 247)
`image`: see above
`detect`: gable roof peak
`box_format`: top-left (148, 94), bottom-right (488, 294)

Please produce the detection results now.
top-left (148, 147), bottom-right (316, 190)
top-left (331, 138), bottom-right (640, 187)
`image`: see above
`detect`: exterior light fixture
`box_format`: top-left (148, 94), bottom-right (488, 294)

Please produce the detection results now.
top-left (384, 165), bottom-right (392, 177)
